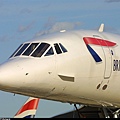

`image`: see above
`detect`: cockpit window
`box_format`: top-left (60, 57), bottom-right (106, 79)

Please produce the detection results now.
top-left (45, 47), bottom-right (54, 56)
top-left (54, 43), bottom-right (68, 54)
top-left (31, 43), bottom-right (50, 57)
top-left (10, 42), bottom-right (67, 59)
top-left (54, 43), bottom-right (62, 54)
top-left (9, 44), bottom-right (23, 58)
top-left (59, 43), bottom-right (68, 53)
top-left (22, 43), bottom-right (39, 56)
top-left (15, 43), bottom-right (30, 57)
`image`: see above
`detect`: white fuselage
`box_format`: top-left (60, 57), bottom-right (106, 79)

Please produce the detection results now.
top-left (0, 30), bottom-right (120, 108)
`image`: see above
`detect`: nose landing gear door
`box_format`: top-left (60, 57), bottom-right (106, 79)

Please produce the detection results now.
top-left (102, 41), bottom-right (112, 79)
top-left (94, 35), bottom-right (112, 79)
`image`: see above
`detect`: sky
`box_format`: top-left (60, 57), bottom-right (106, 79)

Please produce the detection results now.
top-left (0, 0), bottom-right (120, 118)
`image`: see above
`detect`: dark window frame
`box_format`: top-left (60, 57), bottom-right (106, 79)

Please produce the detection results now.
top-left (44, 47), bottom-right (54, 56)
top-left (59, 43), bottom-right (68, 53)
top-left (31, 43), bottom-right (50, 57)
top-left (22, 43), bottom-right (39, 56)
top-left (54, 43), bottom-right (62, 54)
top-left (14, 43), bottom-right (30, 57)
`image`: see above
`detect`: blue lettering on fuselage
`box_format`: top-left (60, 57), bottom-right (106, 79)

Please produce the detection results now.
top-left (113, 60), bottom-right (120, 71)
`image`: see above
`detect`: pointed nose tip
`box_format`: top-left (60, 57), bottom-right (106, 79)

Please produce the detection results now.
top-left (0, 63), bottom-right (15, 91)
top-left (0, 69), bottom-right (10, 89)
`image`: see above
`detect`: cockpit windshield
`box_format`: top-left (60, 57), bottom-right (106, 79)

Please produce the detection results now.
top-left (10, 42), bottom-right (68, 58)
top-left (31, 43), bottom-right (50, 57)
top-left (10, 42), bottom-right (50, 58)
top-left (22, 43), bottom-right (39, 56)
top-left (15, 43), bottom-right (29, 57)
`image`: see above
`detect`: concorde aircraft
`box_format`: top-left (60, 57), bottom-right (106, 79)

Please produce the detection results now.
top-left (1, 24), bottom-right (120, 118)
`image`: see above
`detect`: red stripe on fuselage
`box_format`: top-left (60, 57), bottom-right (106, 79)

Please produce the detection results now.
top-left (83, 37), bottom-right (116, 47)
top-left (15, 99), bottom-right (39, 115)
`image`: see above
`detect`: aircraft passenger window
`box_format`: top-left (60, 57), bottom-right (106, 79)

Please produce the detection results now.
top-left (59, 43), bottom-right (68, 53)
top-left (22, 43), bottom-right (39, 56)
top-left (9, 44), bottom-right (23, 58)
top-left (15, 43), bottom-right (30, 57)
top-left (54, 43), bottom-right (62, 54)
top-left (45, 47), bottom-right (54, 56)
top-left (31, 43), bottom-right (50, 57)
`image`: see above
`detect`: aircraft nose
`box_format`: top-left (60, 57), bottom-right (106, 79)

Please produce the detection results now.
top-left (0, 61), bottom-right (24, 91)
top-left (0, 64), bottom-right (15, 90)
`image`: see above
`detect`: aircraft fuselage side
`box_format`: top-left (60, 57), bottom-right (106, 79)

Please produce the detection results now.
top-left (0, 30), bottom-right (120, 108)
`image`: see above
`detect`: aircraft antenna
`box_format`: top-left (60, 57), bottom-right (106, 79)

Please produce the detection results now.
top-left (99, 23), bottom-right (104, 32)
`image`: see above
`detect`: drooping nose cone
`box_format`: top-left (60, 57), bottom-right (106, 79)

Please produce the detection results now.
top-left (0, 58), bottom-right (27, 92)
